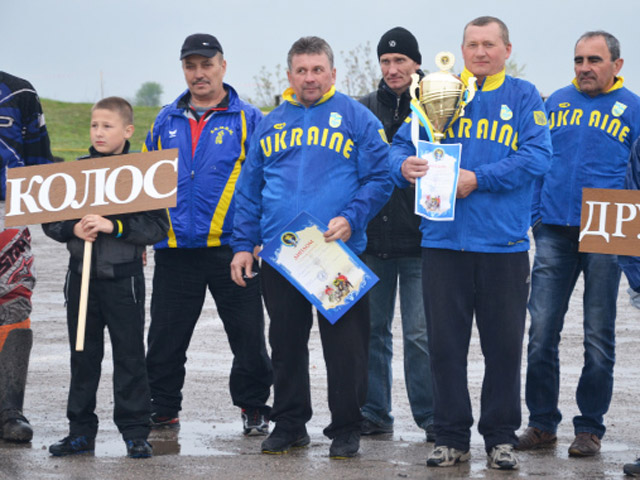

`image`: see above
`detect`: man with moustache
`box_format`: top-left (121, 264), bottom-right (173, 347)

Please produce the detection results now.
top-left (143, 33), bottom-right (272, 436)
top-left (518, 31), bottom-right (640, 457)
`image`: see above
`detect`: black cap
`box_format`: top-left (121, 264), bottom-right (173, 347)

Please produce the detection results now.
top-left (180, 33), bottom-right (223, 60)
top-left (377, 27), bottom-right (421, 64)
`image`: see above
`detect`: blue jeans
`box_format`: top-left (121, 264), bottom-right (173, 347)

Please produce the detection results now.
top-left (361, 254), bottom-right (433, 430)
top-left (526, 224), bottom-right (620, 438)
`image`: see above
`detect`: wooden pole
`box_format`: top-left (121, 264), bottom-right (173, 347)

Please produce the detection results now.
top-left (75, 240), bottom-right (92, 351)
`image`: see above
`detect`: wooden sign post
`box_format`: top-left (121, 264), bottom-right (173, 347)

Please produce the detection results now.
top-left (5, 149), bottom-right (178, 350)
top-left (580, 187), bottom-right (640, 256)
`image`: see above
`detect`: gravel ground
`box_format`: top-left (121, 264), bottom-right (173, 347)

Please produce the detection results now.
top-left (1, 225), bottom-right (639, 479)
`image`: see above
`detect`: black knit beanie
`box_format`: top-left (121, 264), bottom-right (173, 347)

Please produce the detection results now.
top-left (377, 27), bottom-right (421, 64)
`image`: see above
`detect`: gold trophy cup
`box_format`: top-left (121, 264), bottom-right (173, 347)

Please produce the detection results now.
top-left (410, 52), bottom-right (476, 143)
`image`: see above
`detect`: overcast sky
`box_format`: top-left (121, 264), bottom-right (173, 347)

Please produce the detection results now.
top-left (5, 0), bottom-right (640, 107)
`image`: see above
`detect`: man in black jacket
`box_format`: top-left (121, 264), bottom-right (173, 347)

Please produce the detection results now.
top-left (359, 27), bottom-right (434, 441)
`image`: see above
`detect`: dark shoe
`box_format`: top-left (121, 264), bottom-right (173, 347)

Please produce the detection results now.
top-left (49, 435), bottom-right (95, 456)
top-left (568, 432), bottom-right (601, 457)
top-left (150, 412), bottom-right (179, 429)
top-left (261, 426), bottom-right (310, 454)
top-left (425, 424), bottom-right (435, 443)
top-left (125, 438), bottom-right (153, 458)
top-left (1, 410), bottom-right (33, 443)
top-left (330, 430), bottom-right (360, 459)
top-left (623, 457), bottom-right (640, 476)
top-left (516, 426), bottom-right (557, 450)
top-left (242, 409), bottom-right (269, 436)
top-left (360, 418), bottom-right (393, 435)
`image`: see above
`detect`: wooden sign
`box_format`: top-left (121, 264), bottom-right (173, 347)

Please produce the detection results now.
top-left (579, 187), bottom-right (640, 256)
top-left (5, 149), bottom-right (178, 227)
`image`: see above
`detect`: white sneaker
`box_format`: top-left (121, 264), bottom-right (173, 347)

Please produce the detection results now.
top-left (426, 445), bottom-right (471, 467)
top-left (488, 443), bottom-right (519, 470)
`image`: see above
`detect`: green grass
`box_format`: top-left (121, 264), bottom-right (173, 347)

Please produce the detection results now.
top-left (41, 99), bottom-right (161, 162)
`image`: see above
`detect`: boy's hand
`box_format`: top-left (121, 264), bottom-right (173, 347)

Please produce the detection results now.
top-left (73, 214), bottom-right (114, 242)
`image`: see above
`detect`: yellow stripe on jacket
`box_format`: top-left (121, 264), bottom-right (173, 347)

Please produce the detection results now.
top-left (207, 110), bottom-right (247, 246)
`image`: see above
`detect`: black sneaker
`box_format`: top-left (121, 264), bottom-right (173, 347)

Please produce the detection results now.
top-left (329, 430), bottom-right (360, 459)
top-left (360, 418), bottom-right (393, 435)
top-left (1, 409), bottom-right (33, 443)
top-left (125, 438), bottom-right (153, 458)
top-left (150, 412), bottom-right (179, 429)
top-left (623, 457), bottom-right (640, 476)
top-left (242, 408), bottom-right (269, 436)
top-left (49, 435), bottom-right (95, 456)
top-left (261, 426), bottom-right (310, 454)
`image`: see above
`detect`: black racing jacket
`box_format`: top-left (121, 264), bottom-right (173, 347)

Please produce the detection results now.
top-left (359, 76), bottom-right (422, 258)
top-left (42, 141), bottom-right (170, 278)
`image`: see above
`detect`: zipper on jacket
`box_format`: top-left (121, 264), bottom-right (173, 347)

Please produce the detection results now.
top-left (64, 269), bottom-right (71, 307)
top-left (394, 96), bottom-right (401, 122)
top-left (130, 276), bottom-right (137, 304)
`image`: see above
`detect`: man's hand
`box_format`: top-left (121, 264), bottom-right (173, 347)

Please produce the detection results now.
top-left (401, 155), bottom-right (429, 184)
top-left (73, 214), bottom-right (113, 242)
top-left (456, 168), bottom-right (478, 198)
top-left (231, 251), bottom-right (256, 287)
top-left (324, 216), bottom-right (351, 243)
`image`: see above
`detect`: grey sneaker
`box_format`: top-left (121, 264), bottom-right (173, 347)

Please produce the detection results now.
top-left (488, 443), bottom-right (519, 470)
top-left (241, 409), bottom-right (269, 436)
top-left (426, 445), bottom-right (470, 467)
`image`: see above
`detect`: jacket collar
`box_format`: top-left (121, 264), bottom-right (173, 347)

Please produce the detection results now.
top-left (571, 75), bottom-right (625, 95)
top-left (461, 67), bottom-right (505, 91)
top-left (377, 69), bottom-right (424, 106)
top-left (87, 140), bottom-right (130, 159)
top-left (283, 85), bottom-right (336, 107)
top-left (172, 82), bottom-right (238, 113)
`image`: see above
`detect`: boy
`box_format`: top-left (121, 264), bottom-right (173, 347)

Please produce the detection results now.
top-left (43, 97), bottom-right (169, 458)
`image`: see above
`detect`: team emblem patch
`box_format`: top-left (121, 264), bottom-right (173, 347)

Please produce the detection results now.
top-left (274, 123), bottom-right (286, 130)
top-left (533, 111), bottom-right (548, 126)
top-left (559, 102), bottom-right (571, 108)
top-left (281, 232), bottom-right (299, 247)
top-left (612, 101), bottom-right (627, 117)
top-left (329, 112), bottom-right (342, 128)
top-left (500, 104), bottom-right (513, 121)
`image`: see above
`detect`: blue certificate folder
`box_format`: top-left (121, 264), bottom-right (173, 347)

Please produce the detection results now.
top-left (259, 211), bottom-right (379, 324)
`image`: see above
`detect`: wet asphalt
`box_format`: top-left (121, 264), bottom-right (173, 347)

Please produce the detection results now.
top-left (1, 226), bottom-right (640, 479)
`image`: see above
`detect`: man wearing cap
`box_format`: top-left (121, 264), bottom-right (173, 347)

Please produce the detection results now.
top-left (358, 27), bottom-right (434, 441)
top-left (143, 33), bottom-right (273, 436)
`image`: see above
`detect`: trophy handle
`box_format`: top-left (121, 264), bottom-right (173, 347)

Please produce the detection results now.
top-left (458, 76), bottom-right (477, 117)
top-left (465, 77), bottom-right (477, 104)
top-left (410, 73), bottom-right (420, 101)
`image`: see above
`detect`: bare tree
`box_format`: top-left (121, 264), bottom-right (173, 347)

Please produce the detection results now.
top-left (339, 41), bottom-right (379, 97)
top-left (252, 64), bottom-right (287, 108)
top-left (506, 57), bottom-right (526, 78)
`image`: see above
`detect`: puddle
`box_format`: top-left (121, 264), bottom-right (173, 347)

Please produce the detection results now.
top-left (70, 421), bottom-right (253, 458)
